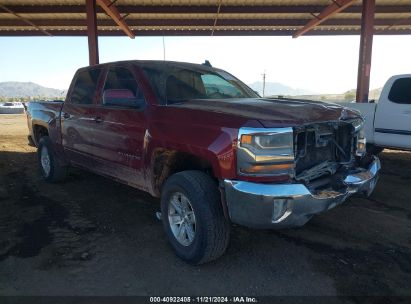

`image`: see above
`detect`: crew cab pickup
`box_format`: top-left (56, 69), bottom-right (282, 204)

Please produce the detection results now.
top-left (342, 74), bottom-right (411, 154)
top-left (26, 60), bottom-right (380, 264)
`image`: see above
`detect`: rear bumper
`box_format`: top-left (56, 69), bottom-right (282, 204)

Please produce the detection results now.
top-left (223, 156), bottom-right (380, 229)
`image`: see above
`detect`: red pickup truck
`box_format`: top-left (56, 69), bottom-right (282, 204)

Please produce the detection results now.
top-left (26, 60), bottom-right (380, 264)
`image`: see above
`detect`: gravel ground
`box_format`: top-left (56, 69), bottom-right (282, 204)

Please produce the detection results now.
top-left (0, 114), bottom-right (411, 299)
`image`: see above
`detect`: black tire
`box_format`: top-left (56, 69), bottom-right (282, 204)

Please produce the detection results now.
top-left (366, 143), bottom-right (384, 155)
top-left (37, 136), bottom-right (67, 183)
top-left (161, 170), bottom-right (230, 265)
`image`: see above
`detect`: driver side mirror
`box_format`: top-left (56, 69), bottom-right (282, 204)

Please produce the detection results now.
top-left (103, 89), bottom-right (145, 109)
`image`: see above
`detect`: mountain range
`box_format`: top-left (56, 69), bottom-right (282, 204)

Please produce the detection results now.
top-left (248, 81), bottom-right (316, 97)
top-left (0, 82), bottom-right (66, 98)
top-left (294, 87), bottom-right (383, 103)
top-left (0, 81), bottom-right (382, 102)
top-left (1, 81), bottom-right (314, 100)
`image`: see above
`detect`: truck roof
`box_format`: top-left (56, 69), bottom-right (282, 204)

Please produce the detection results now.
top-left (76, 60), bottom-right (218, 73)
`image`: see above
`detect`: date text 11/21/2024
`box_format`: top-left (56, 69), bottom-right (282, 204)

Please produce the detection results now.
top-left (149, 296), bottom-right (258, 303)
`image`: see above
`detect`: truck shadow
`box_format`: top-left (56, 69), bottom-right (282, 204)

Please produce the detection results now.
top-left (1, 149), bottom-right (411, 296)
top-left (0, 150), bottom-right (159, 266)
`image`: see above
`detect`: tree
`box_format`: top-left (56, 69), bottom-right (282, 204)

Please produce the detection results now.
top-left (344, 91), bottom-right (356, 101)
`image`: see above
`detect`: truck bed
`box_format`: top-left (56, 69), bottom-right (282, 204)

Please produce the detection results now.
top-left (26, 100), bottom-right (64, 147)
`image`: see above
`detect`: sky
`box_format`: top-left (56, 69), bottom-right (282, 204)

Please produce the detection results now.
top-left (0, 35), bottom-right (410, 94)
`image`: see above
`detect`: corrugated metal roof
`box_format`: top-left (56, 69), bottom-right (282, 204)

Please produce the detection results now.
top-left (0, 0), bottom-right (410, 36)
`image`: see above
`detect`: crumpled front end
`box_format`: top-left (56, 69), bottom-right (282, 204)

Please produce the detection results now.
top-left (224, 156), bottom-right (379, 229)
top-left (224, 120), bottom-right (380, 229)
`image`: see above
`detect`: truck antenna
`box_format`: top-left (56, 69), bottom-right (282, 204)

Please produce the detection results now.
top-left (203, 60), bottom-right (212, 67)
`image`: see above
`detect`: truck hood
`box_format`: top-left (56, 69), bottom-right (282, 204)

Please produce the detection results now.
top-left (169, 98), bottom-right (359, 127)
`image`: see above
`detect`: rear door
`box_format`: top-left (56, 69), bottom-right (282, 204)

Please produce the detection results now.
top-left (61, 67), bottom-right (103, 167)
top-left (92, 65), bottom-right (148, 189)
top-left (374, 76), bottom-right (411, 149)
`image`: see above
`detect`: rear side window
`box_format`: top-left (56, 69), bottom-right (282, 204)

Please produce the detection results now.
top-left (388, 78), bottom-right (411, 104)
top-left (70, 68), bottom-right (101, 105)
top-left (103, 67), bottom-right (144, 100)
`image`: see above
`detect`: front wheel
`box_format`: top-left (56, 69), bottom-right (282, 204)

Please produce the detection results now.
top-left (161, 171), bottom-right (230, 264)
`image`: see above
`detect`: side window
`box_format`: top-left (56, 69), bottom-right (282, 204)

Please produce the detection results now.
top-left (102, 67), bottom-right (145, 108)
top-left (166, 70), bottom-right (206, 101)
top-left (388, 78), bottom-right (411, 104)
top-left (201, 74), bottom-right (244, 98)
top-left (70, 69), bottom-right (101, 105)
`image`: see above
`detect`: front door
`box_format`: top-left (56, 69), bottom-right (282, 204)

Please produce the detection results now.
top-left (92, 65), bottom-right (148, 190)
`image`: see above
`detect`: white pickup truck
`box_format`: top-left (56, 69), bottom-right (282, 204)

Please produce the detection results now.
top-left (342, 74), bottom-right (411, 154)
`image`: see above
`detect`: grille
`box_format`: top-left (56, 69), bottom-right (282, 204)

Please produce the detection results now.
top-left (294, 122), bottom-right (354, 178)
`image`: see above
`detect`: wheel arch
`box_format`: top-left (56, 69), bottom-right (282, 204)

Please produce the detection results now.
top-left (32, 123), bottom-right (49, 146)
top-left (150, 149), bottom-right (216, 197)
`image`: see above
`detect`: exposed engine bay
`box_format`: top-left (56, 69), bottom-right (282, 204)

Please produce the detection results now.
top-left (294, 121), bottom-right (359, 190)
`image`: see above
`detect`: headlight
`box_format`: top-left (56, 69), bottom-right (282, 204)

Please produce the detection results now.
top-left (345, 117), bottom-right (366, 156)
top-left (237, 127), bottom-right (294, 176)
top-left (356, 128), bottom-right (366, 156)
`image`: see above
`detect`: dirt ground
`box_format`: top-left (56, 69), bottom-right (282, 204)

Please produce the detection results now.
top-left (0, 114), bottom-right (411, 299)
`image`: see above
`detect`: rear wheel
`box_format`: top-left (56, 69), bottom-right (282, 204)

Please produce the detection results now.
top-left (37, 136), bottom-right (67, 182)
top-left (161, 170), bottom-right (230, 264)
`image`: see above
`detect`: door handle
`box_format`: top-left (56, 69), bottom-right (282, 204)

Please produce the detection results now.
top-left (62, 112), bottom-right (71, 119)
top-left (94, 117), bottom-right (103, 123)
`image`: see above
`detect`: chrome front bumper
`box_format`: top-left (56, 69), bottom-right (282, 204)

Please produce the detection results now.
top-left (223, 156), bottom-right (380, 229)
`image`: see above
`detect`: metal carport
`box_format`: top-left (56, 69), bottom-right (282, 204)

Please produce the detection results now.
top-left (1, 0), bottom-right (411, 102)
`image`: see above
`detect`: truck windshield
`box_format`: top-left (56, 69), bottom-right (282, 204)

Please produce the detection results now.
top-left (142, 65), bottom-right (259, 105)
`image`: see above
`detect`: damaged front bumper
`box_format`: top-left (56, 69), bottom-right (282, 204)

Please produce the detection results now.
top-left (224, 156), bottom-right (380, 229)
